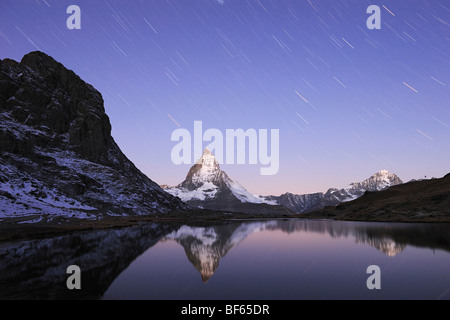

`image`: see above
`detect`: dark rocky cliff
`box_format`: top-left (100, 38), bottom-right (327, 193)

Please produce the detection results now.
top-left (0, 51), bottom-right (187, 218)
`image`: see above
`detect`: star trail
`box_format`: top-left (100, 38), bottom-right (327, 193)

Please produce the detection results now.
top-left (0, 0), bottom-right (449, 195)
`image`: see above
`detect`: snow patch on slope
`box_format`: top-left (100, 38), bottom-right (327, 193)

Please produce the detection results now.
top-left (0, 161), bottom-right (97, 220)
top-left (190, 150), bottom-right (222, 186)
top-left (165, 182), bottom-right (219, 202)
top-left (225, 177), bottom-right (266, 204)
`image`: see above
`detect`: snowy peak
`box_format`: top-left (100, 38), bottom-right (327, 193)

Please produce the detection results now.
top-left (165, 148), bottom-right (282, 208)
top-left (355, 169), bottom-right (403, 192)
top-left (328, 169), bottom-right (403, 203)
top-left (180, 148), bottom-right (223, 190)
top-left (196, 148), bottom-right (219, 167)
top-left (374, 169), bottom-right (400, 181)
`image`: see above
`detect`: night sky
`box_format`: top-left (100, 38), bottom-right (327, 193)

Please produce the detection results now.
top-left (1, 0), bottom-right (449, 195)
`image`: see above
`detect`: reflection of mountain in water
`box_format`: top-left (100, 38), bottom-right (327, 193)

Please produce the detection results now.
top-left (164, 222), bottom-right (277, 282)
top-left (269, 220), bottom-right (408, 256)
top-left (355, 238), bottom-right (406, 257)
top-left (1, 219), bottom-right (449, 298)
top-left (166, 220), bottom-right (450, 279)
top-left (0, 223), bottom-right (176, 299)
top-left (268, 220), bottom-right (450, 256)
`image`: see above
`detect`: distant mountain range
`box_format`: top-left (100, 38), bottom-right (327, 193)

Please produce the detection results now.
top-left (262, 169), bottom-right (403, 214)
top-left (164, 149), bottom-right (403, 215)
top-left (303, 173), bottom-right (450, 222)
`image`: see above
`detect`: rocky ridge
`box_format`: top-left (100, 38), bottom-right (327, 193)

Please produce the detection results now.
top-left (0, 51), bottom-right (188, 220)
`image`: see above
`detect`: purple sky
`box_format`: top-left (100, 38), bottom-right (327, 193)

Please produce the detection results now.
top-left (1, 0), bottom-right (449, 195)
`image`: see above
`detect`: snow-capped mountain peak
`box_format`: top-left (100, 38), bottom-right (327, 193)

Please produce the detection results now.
top-left (196, 148), bottom-right (218, 166)
top-left (165, 149), bottom-right (286, 210)
top-left (357, 169), bottom-right (403, 192)
top-left (180, 148), bottom-right (223, 190)
top-left (327, 169), bottom-right (403, 203)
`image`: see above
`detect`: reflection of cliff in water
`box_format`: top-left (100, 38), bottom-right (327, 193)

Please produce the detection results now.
top-left (0, 223), bottom-right (176, 299)
top-left (163, 221), bottom-right (276, 282)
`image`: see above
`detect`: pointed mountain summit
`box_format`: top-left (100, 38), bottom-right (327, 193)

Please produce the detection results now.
top-left (164, 149), bottom-right (293, 215)
top-left (180, 149), bottom-right (224, 190)
top-left (367, 169), bottom-right (403, 190)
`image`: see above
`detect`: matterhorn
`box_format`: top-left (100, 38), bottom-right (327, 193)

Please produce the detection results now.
top-left (163, 149), bottom-right (292, 215)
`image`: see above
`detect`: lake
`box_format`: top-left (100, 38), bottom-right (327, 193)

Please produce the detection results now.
top-left (0, 219), bottom-right (449, 300)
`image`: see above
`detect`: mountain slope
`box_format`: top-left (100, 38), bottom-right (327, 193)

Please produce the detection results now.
top-left (0, 51), bottom-right (187, 220)
top-left (263, 170), bottom-right (403, 214)
top-left (164, 149), bottom-right (292, 215)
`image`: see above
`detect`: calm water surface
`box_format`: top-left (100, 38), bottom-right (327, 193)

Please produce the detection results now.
top-left (1, 219), bottom-right (449, 299)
